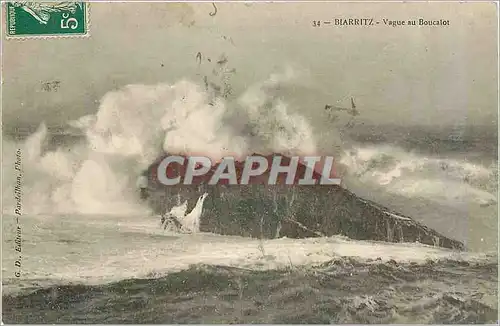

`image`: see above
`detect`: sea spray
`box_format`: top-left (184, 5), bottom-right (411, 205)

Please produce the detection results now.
top-left (340, 145), bottom-right (497, 206)
top-left (2, 70), bottom-right (320, 216)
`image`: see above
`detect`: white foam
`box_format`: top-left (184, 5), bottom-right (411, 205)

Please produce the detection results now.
top-left (385, 211), bottom-right (411, 221)
top-left (2, 70), bottom-right (316, 216)
top-left (2, 214), bottom-right (492, 291)
top-left (340, 145), bottom-right (497, 206)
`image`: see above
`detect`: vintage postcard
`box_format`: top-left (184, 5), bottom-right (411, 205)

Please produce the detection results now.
top-left (2, 1), bottom-right (498, 324)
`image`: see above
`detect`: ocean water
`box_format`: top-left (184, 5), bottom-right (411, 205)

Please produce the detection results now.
top-left (2, 68), bottom-right (498, 323)
top-left (2, 214), bottom-right (497, 324)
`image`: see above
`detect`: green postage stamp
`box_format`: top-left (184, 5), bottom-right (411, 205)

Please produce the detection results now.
top-left (6, 2), bottom-right (88, 38)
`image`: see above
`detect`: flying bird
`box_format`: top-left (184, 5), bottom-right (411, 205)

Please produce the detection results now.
top-left (324, 97), bottom-right (359, 116)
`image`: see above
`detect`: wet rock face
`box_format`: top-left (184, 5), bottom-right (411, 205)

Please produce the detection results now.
top-left (146, 184), bottom-right (465, 251)
top-left (144, 154), bottom-right (465, 251)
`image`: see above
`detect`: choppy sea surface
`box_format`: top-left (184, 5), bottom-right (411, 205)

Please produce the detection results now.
top-left (2, 71), bottom-right (497, 323)
top-left (2, 214), bottom-right (498, 324)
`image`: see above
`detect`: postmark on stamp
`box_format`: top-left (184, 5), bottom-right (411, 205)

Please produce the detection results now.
top-left (5, 2), bottom-right (88, 38)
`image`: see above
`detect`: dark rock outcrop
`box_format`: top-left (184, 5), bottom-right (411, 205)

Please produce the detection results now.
top-left (143, 153), bottom-right (465, 251)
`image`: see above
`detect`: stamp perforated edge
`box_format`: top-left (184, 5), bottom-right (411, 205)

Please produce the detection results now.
top-left (2, 1), bottom-right (91, 40)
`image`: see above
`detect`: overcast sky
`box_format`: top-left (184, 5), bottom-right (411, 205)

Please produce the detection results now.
top-left (2, 2), bottom-right (498, 130)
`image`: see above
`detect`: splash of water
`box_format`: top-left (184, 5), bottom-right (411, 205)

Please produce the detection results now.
top-left (180, 193), bottom-right (209, 233)
top-left (2, 70), bottom-right (317, 216)
top-left (340, 145), bottom-right (498, 206)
